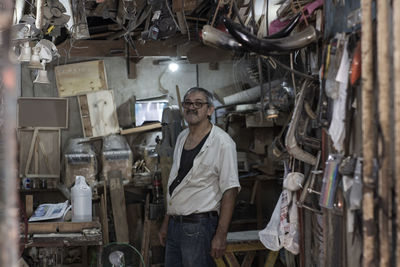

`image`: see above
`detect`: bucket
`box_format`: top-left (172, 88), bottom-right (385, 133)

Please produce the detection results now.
top-left (71, 175), bottom-right (92, 222)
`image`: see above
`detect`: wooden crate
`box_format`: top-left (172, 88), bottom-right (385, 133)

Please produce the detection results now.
top-left (18, 128), bottom-right (60, 181)
top-left (55, 60), bottom-right (108, 97)
top-left (78, 90), bottom-right (120, 138)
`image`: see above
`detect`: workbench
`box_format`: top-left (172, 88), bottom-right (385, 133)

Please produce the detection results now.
top-left (21, 220), bottom-right (103, 266)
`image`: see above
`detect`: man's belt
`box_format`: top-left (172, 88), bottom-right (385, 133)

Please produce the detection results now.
top-left (171, 211), bottom-right (218, 223)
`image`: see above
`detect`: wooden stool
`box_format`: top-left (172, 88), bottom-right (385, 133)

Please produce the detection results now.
top-left (214, 230), bottom-right (279, 267)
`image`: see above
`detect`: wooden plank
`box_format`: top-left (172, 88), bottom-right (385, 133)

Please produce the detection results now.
top-left (100, 192), bottom-right (109, 245)
top-left (18, 98), bottom-right (68, 128)
top-left (172, 0), bottom-right (198, 12)
top-left (264, 250), bottom-right (279, 267)
top-left (27, 220), bottom-right (101, 234)
top-left (86, 90), bottom-right (120, 137)
top-left (25, 195), bottom-right (33, 218)
top-left (55, 60), bottom-right (108, 97)
top-left (109, 170), bottom-right (129, 243)
top-left (120, 122), bottom-right (161, 135)
top-left (77, 95), bottom-right (90, 137)
top-left (56, 39), bottom-right (178, 58)
top-left (140, 194), bottom-right (150, 267)
top-left (225, 241), bottom-right (266, 252)
top-left (214, 257), bottom-right (227, 267)
top-left (241, 251), bottom-right (256, 267)
top-left (224, 252), bottom-right (240, 267)
top-left (24, 128), bottom-right (38, 176)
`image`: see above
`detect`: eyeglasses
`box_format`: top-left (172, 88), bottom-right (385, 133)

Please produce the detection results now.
top-left (182, 101), bottom-right (209, 109)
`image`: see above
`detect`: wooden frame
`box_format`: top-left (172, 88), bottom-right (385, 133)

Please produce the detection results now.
top-left (18, 128), bottom-right (61, 180)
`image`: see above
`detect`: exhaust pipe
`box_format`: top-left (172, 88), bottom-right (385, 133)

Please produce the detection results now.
top-left (202, 25), bottom-right (244, 52)
top-left (285, 80), bottom-right (317, 165)
top-left (223, 17), bottom-right (318, 55)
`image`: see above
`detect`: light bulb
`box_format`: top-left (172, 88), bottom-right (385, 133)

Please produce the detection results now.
top-left (168, 62), bottom-right (179, 72)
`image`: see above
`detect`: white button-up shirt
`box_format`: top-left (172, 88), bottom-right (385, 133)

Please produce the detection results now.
top-left (166, 124), bottom-right (240, 215)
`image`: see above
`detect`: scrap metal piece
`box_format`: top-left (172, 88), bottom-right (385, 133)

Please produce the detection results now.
top-left (223, 17), bottom-right (318, 55)
top-left (265, 12), bottom-right (302, 39)
top-left (285, 80), bottom-right (317, 165)
top-left (202, 25), bottom-right (244, 52)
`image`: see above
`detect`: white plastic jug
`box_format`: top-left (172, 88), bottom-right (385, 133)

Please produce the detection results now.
top-left (71, 175), bottom-right (92, 222)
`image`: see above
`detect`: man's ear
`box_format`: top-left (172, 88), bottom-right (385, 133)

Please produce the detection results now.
top-left (207, 105), bottom-right (215, 116)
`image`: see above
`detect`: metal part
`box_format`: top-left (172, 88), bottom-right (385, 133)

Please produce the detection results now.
top-left (202, 25), bottom-right (244, 52)
top-left (223, 17), bottom-right (318, 55)
top-left (265, 12), bottom-right (302, 39)
top-left (297, 151), bottom-right (322, 208)
top-left (285, 80), bottom-right (317, 165)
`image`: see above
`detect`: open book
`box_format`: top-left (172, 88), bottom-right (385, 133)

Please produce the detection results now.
top-left (29, 200), bottom-right (71, 222)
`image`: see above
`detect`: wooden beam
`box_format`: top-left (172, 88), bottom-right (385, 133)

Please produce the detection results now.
top-left (120, 122), bottom-right (162, 135)
top-left (27, 220), bottom-right (101, 234)
top-left (140, 194), bottom-right (151, 267)
top-left (57, 38), bottom-right (179, 58)
top-left (25, 195), bottom-right (33, 218)
top-left (109, 170), bottom-right (130, 243)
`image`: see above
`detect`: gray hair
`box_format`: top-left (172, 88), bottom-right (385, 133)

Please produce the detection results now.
top-left (183, 87), bottom-right (214, 107)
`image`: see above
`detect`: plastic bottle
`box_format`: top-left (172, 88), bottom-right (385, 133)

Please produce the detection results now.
top-left (71, 175), bottom-right (92, 222)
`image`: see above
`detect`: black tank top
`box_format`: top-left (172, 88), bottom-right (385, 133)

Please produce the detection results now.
top-left (169, 131), bottom-right (211, 196)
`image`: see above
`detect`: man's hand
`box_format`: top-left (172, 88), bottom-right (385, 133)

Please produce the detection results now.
top-left (210, 188), bottom-right (238, 258)
top-left (211, 231), bottom-right (227, 258)
top-left (158, 215), bottom-right (169, 247)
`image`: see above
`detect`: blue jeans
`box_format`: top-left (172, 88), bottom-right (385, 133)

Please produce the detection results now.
top-left (165, 216), bottom-right (218, 267)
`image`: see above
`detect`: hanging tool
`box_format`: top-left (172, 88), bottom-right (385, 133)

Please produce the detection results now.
top-left (297, 151), bottom-right (322, 214)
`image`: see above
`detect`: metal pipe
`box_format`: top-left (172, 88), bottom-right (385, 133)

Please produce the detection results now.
top-left (377, 0), bottom-right (391, 264)
top-left (361, 0), bottom-right (376, 265)
top-left (223, 17), bottom-right (318, 54)
top-left (201, 25), bottom-right (244, 52)
top-left (284, 80), bottom-right (317, 165)
top-left (35, 0), bottom-right (44, 30)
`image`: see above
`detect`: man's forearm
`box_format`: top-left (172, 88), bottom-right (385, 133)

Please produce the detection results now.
top-left (216, 187), bottom-right (238, 236)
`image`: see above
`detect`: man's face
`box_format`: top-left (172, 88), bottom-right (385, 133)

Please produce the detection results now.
top-left (183, 91), bottom-right (214, 126)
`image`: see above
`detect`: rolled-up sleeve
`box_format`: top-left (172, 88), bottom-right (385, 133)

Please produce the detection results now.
top-left (218, 140), bottom-right (240, 193)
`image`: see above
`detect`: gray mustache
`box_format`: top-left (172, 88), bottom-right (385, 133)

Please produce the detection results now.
top-left (186, 110), bottom-right (197, 115)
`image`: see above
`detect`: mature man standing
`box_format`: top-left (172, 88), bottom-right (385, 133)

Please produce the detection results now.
top-left (158, 87), bottom-right (240, 267)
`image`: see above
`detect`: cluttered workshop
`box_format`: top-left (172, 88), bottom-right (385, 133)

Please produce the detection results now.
top-left (1, 0), bottom-right (399, 265)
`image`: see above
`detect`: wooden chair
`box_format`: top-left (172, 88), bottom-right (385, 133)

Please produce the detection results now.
top-left (214, 230), bottom-right (279, 267)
